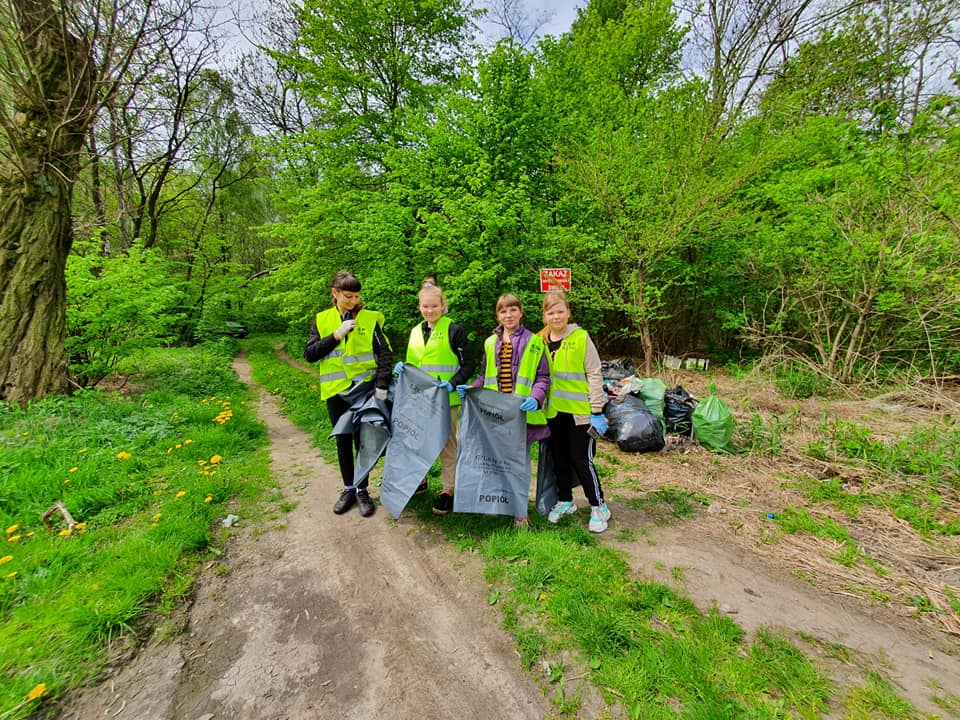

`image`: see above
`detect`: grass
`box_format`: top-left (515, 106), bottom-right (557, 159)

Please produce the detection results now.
top-left (803, 418), bottom-right (960, 537)
top-left (0, 341), bottom-right (272, 719)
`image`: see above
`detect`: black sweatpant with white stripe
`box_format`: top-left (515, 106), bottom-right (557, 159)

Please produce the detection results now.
top-left (546, 412), bottom-right (603, 507)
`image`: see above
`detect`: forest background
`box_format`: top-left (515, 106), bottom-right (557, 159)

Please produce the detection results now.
top-left (1, 0), bottom-right (958, 401)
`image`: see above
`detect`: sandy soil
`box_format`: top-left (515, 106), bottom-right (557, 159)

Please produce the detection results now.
top-left (57, 356), bottom-right (960, 719)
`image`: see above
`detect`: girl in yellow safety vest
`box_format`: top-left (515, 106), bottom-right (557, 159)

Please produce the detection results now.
top-left (304, 270), bottom-right (393, 518)
top-left (394, 279), bottom-right (475, 516)
top-left (458, 293), bottom-right (551, 528)
top-left (539, 290), bottom-right (611, 533)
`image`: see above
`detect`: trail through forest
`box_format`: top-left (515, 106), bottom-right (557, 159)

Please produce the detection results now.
top-left (58, 354), bottom-right (960, 719)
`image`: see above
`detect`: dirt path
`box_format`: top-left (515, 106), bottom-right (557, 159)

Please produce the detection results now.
top-left (58, 355), bottom-right (549, 720)
top-left (58, 353), bottom-right (960, 719)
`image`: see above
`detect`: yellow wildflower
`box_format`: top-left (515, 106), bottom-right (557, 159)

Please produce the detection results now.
top-left (69, 467), bottom-right (78, 473)
top-left (58, 529), bottom-right (72, 537)
top-left (167, 447), bottom-right (173, 453)
top-left (26, 684), bottom-right (46, 701)
top-left (152, 513), bottom-right (162, 522)
top-left (76, 522), bottom-right (86, 529)
top-left (116, 451), bottom-right (132, 460)
top-left (26, 532), bottom-right (34, 538)
top-left (210, 455), bottom-right (222, 465)
top-left (64, 478), bottom-right (71, 484)
top-left (176, 491), bottom-right (186, 498)
top-left (7, 535), bottom-right (20, 543)
top-left (5, 571), bottom-right (17, 579)
top-left (0, 555), bottom-right (12, 565)
top-left (91, 583), bottom-right (100, 591)
top-left (538, 593), bottom-right (547, 601)
top-left (5, 525), bottom-right (18, 535)
top-left (204, 495), bottom-right (213, 503)
top-left (175, 443), bottom-right (182, 449)
top-left (198, 459), bottom-right (207, 466)
top-left (184, 439), bottom-right (192, 445)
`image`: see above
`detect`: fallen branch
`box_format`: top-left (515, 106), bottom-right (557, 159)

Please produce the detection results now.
top-left (41, 501), bottom-right (76, 531)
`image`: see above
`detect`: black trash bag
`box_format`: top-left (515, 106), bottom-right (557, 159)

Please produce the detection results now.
top-left (601, 357), bottom-right (637, 381)
top-left (603, 394), bottom-right (665, 453)
top-left (664, 385), bottom-right (698, 436)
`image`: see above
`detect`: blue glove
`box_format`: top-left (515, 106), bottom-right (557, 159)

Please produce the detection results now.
top-left (590, 413), bottom-right (609, 436)
top-left (456, 384), bottom-right (469, 399)
top-left (519, 396), bottom-right (538, 413)
top-left (439, 380), bottom-right (453, 393)
top-left (393, 361), bottom-right (404, 375)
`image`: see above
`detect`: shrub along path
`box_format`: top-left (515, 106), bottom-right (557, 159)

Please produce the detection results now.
top-left (59, 352), bottom-right (960, 719)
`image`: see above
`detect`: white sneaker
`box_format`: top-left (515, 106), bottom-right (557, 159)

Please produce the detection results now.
top-left (588, 503), bottom-right (611, 533)
top-left (547, 500), bottom-right (577, 524)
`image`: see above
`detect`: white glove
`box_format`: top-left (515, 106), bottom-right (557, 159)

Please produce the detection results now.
top-left (374, 387), bottom-right (388, 401)
top-left (333, 318), bottom-right (356, 340)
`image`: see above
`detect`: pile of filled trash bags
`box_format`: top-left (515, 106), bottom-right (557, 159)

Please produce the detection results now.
top-left (600, 358), bottom-right (734, 454)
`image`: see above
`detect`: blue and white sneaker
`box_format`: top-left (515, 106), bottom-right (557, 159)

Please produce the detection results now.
top-left (548, 500), bottom-right (578, 524)
top-left (588, 503), bottom-right (611, 533)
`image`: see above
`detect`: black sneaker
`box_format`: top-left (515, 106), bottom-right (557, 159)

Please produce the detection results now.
top-left (333, 488), bottom-right (356, 514)
top-left (356, 489), bottom-right (376, 517)
top-left (413, 480), bottom-right (429, 496)
top-left (432, 492), bottom-right (453, 516)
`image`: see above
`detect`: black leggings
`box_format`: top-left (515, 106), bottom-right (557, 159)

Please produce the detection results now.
top-left (546, 412), bottom-right (603, 507)
top-left (326, 395), bottom-right (367, 489)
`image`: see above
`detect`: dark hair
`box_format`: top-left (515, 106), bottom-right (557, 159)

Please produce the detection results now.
top-left (331, 271), bottom-right (361, 292)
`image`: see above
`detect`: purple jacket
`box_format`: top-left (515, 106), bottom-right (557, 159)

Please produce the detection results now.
top-left (472, 324), bottom-right (551, 443)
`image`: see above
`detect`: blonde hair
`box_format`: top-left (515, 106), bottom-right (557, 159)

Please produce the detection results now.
top-left (418, 277), bottom-right (448, 312)
top-left (539, 290), bottom-right (571, 336)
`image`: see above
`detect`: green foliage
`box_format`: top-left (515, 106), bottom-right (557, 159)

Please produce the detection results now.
top-left (0, 343), bottom-right (271, 718)
top-left (66, 246), bottom-right (185, 386)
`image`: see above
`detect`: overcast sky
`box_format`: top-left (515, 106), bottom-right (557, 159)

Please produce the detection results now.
top-left (477, 0), bottom-right (584, 44)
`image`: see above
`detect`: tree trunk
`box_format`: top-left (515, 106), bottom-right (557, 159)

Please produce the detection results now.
top-left (0, 0), bottom-right (95, 404)
top-left (0, 173), bottom-right (74, 403)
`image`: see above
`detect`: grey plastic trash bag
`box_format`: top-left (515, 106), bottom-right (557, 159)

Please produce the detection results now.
top-left (329, 393), bottom-right (392, 484)
top-left (454, 388), bottom-right (529, 517)
top-left (380, 365), bottom-right (452, 518)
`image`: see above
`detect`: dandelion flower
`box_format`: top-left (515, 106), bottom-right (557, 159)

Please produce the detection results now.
top-left (0, 555), bottom-right (12, 565)
top-left (210, 455), bottom-right (222, 465)
top-left (184, 439), bottom-right (192, 445)
top-left (204, 495), bottom-right (213, 503)
top-left (64, 478), bottom-right (71, 484)
top-left (198, 460), bottom-right (207, 466)
top-left (58, 529), bottom-right (72, 537)
top-left (5, 525), bottom-right (18, 535)
top-left (5, 571), bottom-right (17, 579)
top-left (152, 513), bottom-right (162, 522)
top-left (176, 491), bottom-right (186, 498)
top-left (175, 444), bottom-right (182, 449)
top-left (116, 451), bottom-right (132, 460)
top-left (26, 684), bottom-right (46, 701)
top-left (69, 467), bottom-right (78, 473)
top-left (538, 593), bottom-right (547, 601)
top-left (7, 535), bottom-right (20, 543)
top-left (167, 447), bottom-right (173, 453)
top-left (76, 522), bottom-right (86, 529)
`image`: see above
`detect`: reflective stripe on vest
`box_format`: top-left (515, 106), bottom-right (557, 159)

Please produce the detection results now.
top-left (406, 316), bottom-right (461, 407)
top-left (315, 307), bottom-right (384, 400)
top-left (482, 332), bottom-right (546, 425)
top-left (546, 328), bottom-right (591, 416)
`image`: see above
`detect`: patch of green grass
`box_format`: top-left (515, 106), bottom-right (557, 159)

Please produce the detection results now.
top-left (634, 486), bottom-right (709, 521)
top-left (843, 671), bottom-right (921, 719)
top-left (803, 419), bottom-right (960, 537)
top-left (737, 409), bottom-right (799, 456)
top-left (0, 343), bottom-right (272, 718)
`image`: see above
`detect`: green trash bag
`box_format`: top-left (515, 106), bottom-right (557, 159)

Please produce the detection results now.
top-left (692, 382), bottom-right (735, 452)
top-left (637, 378), bottom-right (667, 426)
